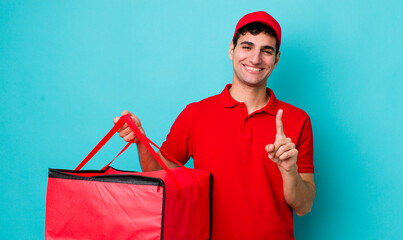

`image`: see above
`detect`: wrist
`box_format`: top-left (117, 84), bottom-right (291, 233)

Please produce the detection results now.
top-left (280, 164), bottom-right (298, 176)
top-left (135, 128), bottom-right (146, 145)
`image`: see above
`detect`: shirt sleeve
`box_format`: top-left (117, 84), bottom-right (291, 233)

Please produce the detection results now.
top-left (160, 105), bottom-right (193, 165)
top-left (296, 116), bottom-right (314, 173)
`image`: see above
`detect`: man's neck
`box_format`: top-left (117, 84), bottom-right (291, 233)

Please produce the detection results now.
top-left (229, 81), bottom-right (270, 114)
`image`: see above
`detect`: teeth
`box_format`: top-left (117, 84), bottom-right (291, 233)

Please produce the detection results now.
top-left (245, 66), bottom-right (261, 72)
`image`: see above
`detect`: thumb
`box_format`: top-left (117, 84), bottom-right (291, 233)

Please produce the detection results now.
top-left (120, 110), bottom-right (142, 128)
top-left (121, 110), bottom-right (131, 116)
top-left (265, 144), bottom-right (275, 153)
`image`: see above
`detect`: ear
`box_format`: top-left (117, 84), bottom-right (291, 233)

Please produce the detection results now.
top-left (229, 41), bottom-right (235, 60)
top-left (273, 51), bottom-right (281, 68)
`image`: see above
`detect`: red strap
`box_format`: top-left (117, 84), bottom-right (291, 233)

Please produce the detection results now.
top-left (101, 141), bottom-right (132, 171)
top-left (74, 114), bottom-right (200, 195)
top-left (145, 136), bottom-right (200, 185)
top-left (101, 121), bottom-right (200, 185)
top-left (119, 115), bottom-right (183, 191)
top-left (75, 117), bottom-right (126, 171)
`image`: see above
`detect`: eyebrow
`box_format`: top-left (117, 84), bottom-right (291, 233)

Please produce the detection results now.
top-left (240, 41), bottom-right (275, 51)
top-left (240, 41), bottom-right (254, 46)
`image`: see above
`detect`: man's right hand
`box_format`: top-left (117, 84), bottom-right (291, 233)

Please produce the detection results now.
top-left (114, 110), bottom-right (145, 144)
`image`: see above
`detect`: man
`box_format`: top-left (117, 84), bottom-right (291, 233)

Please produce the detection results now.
top-left (114, 11), bottom-right (315, 240)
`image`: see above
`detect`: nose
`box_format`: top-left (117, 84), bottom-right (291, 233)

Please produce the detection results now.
top-left (250, 50), bottom-right (262, 65)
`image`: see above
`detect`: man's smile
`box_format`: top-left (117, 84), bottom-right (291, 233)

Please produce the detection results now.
top-left (243, 64), bottom-right (264, 73)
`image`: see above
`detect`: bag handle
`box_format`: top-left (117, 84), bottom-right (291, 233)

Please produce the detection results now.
top-left (75, 114), bottom-right (200, 190)
top-left (75, 116), bottom-right (127, 171)
top-left (118, 115), bottom-right (201, 186)
top-left (101, 135), bottom-right (200, 186)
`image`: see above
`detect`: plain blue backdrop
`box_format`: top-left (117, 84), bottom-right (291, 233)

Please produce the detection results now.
top-left (1, 0), bottom-right (402, 239)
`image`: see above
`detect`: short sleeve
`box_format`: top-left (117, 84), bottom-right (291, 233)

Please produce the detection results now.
top-left (296, 116), bottom-right (314, 173)
top-left (160, 105), bottom-right (193, 165)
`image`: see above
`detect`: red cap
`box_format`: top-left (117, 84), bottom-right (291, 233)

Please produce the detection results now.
top-left (233, 11), bottom-right (282, 50)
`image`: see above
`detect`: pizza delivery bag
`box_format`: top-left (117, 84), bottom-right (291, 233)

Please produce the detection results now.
top-left (45, 114), bottom-right (212, 239)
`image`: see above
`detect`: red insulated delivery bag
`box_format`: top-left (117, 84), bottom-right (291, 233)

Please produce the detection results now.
top-left (45, 114), bottom-right (212, 240)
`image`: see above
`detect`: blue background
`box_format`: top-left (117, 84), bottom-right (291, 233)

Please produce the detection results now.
top-left (1, 0), bottom-right (402, 239)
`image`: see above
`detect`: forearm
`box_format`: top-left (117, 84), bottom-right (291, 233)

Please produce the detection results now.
top-left (136, 142), bottom-right (163, 171)
top-left (136, 142), bottom-right (180, 172)
top-left (114, 111), bottom-right (178, 171)
top-left (281, 169), bottom-right (316, 216)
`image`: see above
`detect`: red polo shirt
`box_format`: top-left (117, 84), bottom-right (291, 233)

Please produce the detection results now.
top-left (161, 84), bottom-right (314, 240)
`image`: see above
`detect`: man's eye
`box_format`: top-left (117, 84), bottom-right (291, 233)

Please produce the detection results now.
top-left (264, 51), bottom-right (273, 55)
top-left (242, 46), bottom-right (251, 49)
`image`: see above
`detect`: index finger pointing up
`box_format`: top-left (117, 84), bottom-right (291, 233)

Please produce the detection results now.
top-left (276, 109), bottom-right (286, 138)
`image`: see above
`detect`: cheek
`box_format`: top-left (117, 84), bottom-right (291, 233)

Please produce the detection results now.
top-left (264, 57), bottom-right (277, 67)
top-left (233, 50), bottom-right (249, 61)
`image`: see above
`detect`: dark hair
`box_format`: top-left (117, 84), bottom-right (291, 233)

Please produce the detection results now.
top-left (233, 22), bottom-right (279, 54)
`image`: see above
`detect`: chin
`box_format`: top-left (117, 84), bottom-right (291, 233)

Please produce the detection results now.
top-left (241, 79), bottom-right (267, 87)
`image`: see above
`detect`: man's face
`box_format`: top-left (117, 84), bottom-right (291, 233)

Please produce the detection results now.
top-left (229, 32), bottom-right (280, 88)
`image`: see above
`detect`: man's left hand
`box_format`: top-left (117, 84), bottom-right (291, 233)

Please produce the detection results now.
top-left (265, 109), bottom-right (298, 173)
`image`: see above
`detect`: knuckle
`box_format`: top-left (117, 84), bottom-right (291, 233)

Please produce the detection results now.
top-left (289, 149), bottom-right (297, 157)
top-left (123, 136), bottom-right (132, 142)
top-left (280, 153), bottom-right (288, 160)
